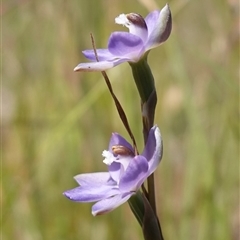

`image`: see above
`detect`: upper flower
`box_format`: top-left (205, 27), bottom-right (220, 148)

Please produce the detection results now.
top-left (63, 125), bottom-right (163, 216)
top-left (74, 4), bottom-right (172, 72)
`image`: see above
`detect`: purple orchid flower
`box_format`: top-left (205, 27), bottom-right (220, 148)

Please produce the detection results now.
top-left (63, 125), bottom-right (162, 216)
top-left (74, 4), bottom-right (171, 72)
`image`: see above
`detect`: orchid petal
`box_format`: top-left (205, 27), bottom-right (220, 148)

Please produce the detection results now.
top-left (92, 192), bottom-right (133, 216)
top-left (119, 156), bottom-right (148, 192)
top-left (82, 49), bottom-right (114, 61)
top-left (145, 10), bottom-right (160, 37)
top-left (145, 4), bottom-right (172, 50)
top-left (63, 185), bottom-right (120, 202)
top-left (74, 172), bottom-right (114, 186)
top-left (108, 32), bottom-right (144, 61)
top-left (74, 58), bottom-right (128, 72)
top-left (142, 125), bottom-right (162, 174)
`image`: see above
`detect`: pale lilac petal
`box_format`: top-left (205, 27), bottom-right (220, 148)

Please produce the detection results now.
top-left (74, 172), bottom-right (114, 186)
top-left (82, 49), bottom-right (114, 61)
top-left (145, 10), bottom-right (160, 37)
top-left (73, 58), bottom-right (128, 72)
top-left (119, 156), bottom-right (148, 192)
top-left (63, 185), bottom-right (120, 202)
top-left (92, 192), bottom-right (133, 216)
top-left (142, 126), bottom-right (162, 174)
top-left (145, 4), bottom-right (172, 50)
top-left (108, 32), bottom-right (144, 61)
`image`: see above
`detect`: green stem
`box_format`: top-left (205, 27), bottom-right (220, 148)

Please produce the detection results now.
top-left (130, 55), bottom-right (155, 103)
top-left (130, 56), bottom-right (164, 240)
top-left (130, 56), bottom-right (157, 214)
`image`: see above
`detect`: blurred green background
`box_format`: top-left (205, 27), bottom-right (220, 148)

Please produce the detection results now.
top-left (3, 0), bottom-right (239, 239)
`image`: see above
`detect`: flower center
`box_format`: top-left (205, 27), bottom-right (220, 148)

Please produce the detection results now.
top-left (102, 150), bottom-right (115, 165)
top-left (115, 13), bottom-right (148, 43)
top-left (112, 145), bottom-right (135, 157)
top-left (126, 13), bottom-right (147, 30)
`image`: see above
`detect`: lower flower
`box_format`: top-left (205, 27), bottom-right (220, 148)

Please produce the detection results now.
top-left (63, 125), bottom-right (162, 216)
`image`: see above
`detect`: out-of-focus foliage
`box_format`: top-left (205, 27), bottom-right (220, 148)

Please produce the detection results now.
top-left (3, 0), bottom-right (239, 239)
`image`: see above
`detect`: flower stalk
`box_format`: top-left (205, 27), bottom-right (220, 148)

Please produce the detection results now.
top-left (130, 56), bottom-right (158, 213)
top-left (129, 54), bottom-right (155, 104)
top-left (64, 4), bottom-right (172, 240)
